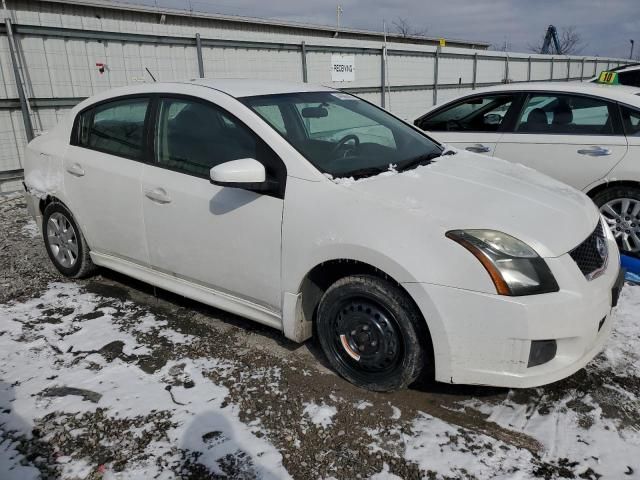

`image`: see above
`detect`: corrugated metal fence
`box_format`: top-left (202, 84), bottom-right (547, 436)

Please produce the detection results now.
top-left (0, 0), bottom-right (632, 190)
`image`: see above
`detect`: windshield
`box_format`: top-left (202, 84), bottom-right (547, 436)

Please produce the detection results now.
top-left (240, 91), bottom-right (443, 178)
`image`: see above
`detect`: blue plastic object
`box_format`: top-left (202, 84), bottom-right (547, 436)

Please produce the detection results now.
top-left (621, 254), bottom-right (640, 283)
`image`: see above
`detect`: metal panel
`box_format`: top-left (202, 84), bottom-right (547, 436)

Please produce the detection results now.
top-left (476, 58), bottom-right (504, 83)
top-left (386, 53), bottom-right (434, 87)
top-left (438, 56), bottom-right (473, 85)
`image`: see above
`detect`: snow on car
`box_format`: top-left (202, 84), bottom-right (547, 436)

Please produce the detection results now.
top-left (23, 79), bottom-right (621, 392)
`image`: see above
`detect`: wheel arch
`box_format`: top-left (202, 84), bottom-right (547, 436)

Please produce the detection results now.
top-left (283, 258), bottom-right (435, 376)
top-left (586, 180), bottom-right (640, 199)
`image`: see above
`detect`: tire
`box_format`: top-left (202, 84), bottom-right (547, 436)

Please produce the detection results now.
top-left (592, 186), bottom-right (640, 254)
top-left (316, 274), bottom-right (428, 392)
top-left (42, 202), bottom-right (96, 278)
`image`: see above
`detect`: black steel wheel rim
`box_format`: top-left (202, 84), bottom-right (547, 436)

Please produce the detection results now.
top-left (329, 296), bottom-right (404, 379)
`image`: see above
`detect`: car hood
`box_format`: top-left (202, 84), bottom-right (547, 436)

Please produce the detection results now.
top-left (346, 151), bottom-right (599, 258)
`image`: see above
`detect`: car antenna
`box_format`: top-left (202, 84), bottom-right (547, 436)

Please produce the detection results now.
top-left (145, 67), bottom-right (157, 82)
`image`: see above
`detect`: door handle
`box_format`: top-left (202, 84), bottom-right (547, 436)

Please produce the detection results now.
top-left (577, 146), bottom-right (612, 156)
top-left (66, 163), bottom-right (85, 177)
top-left (144, 188), bottom-right (172, 204)
top-left (465, 144), bottom-right (491, 153)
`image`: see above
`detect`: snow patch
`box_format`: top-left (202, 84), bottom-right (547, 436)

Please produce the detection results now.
top-left (302, 402), bottom-right (337, 429)
top-left (24, 167), bottom-right (63, 200)
top-left (0, 282), bottom-right (291, 479)
top-left (21, 219), bottom-right (40, 239)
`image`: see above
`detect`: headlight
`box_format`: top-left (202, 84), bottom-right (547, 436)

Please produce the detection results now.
top-left (446, 229), bottom-right (559, 296)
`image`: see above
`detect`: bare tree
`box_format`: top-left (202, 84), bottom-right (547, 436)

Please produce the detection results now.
top-left (529, 26), bottom-right (586, 55)
top-left (392, 17), bottom-right (428, 38)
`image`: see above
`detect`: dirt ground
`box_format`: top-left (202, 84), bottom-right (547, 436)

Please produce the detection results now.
top-left (1, 193), bottom-right (639, 480)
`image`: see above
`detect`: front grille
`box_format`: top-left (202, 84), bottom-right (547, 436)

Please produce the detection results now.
top-left (569, 220), bottom-right (607, 280)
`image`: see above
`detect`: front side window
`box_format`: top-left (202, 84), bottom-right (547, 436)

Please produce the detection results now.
top-left (82, 98), bottom-right (149, 159)
top-left (242, 92), bottom-right (442, 179)
top-left (621, 105), bottom-right (640, 136)
top-left (154, 97), bottom-right (281, 179)
top-left (515, 94), bottom-right (615, 135)
top-left (418, 95), bottom-right (514, 132)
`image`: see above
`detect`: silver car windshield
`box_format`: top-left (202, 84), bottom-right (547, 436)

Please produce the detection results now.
top-left (241, 91), bottom-right (443, 179)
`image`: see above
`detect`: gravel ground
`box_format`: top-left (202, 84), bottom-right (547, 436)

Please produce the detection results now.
top-left (1, 195), bottom-right (639, 480)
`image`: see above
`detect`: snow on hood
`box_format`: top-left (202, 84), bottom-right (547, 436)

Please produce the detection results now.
top-left (342, 150), bottom-right (599, 258)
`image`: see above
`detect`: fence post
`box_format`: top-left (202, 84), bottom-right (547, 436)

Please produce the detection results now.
top-left (472, 52), bottom-right (477, 89)
top-left (195, 33), bottom-right (204, 78)
top-left (380, 46), bottom-right (386, 108)
top-left (550, 57), bottom-right (554, 80)
top-left (594, 59), bottom-right (598, 76)
top-left (504, 53), bottom-right (509, 83)
top-left (566, 58), bottom-right (570, 81)
top-left (4, 17), bottom-right (34, 143)
top-left (581, 58), bottom-right (585, 81)
top-left (527, 56), bottom-right (532, 81)
top-left (433, 47), bottom-right (439, 106)
top-left (301, 41), bottom-right (308, 83)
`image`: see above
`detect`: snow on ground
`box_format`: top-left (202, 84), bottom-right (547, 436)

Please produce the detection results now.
top-left (0, 282), bottom-right (290, 479)
top-left (302, 402), bottom-right (338, 429)
top-left (454, 284), bottom-right (640, 479)
top-left (0, 261), bottom-right (639, 478)
top-left (20, 219), bottom-right (40, 239)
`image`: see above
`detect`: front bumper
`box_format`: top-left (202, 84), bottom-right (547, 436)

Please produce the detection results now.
top-left (404, 241), bottom-right (622, 388)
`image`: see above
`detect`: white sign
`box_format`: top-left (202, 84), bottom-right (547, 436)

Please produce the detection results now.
top-left (330, 55), bottom-right (355, 82)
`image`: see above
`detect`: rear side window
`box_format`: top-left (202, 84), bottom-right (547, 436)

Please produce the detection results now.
top-left (418, 95), bottom-right (515, 132)
top-left (77, 98), bottom-right (149, 159)
top-left (621, 105), bottom-right (640, 136)
top-left (515, 94), bottom-right (615, 135)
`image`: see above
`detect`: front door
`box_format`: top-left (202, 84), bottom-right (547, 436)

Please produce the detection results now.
top-left (494, 92), bottom-right (628, 190)
top-left (141, 96), bottom-right (285, 310)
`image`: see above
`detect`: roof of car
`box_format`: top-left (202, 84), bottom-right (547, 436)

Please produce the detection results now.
top-left (470, 81), bottom-right (640, 105)
top-left (185, 78), bottom-right (335, 98)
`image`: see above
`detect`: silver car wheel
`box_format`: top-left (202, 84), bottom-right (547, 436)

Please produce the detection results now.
top-left (600, 198), bottom-right (640, 253)
top-left (47, 212), bottom-right (79, 268)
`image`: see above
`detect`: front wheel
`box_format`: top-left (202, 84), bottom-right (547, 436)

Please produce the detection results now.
top-left (316, 275), bottom-right (428, 392)
top-left (42, 202), bottom-right (96, 278)
top-left (593, 186), bottom-right (640, 254)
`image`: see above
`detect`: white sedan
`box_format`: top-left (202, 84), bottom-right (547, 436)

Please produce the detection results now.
top-left (415, 82), bottom-right (640, 253)
top-left (24, 80), bottom-right (622, 391)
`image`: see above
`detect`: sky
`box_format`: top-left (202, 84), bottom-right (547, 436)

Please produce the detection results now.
top-left (119, 0), bottom-right (639, 58)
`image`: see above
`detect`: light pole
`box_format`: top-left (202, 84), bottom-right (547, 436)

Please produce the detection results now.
top-left (631, 39), bottom-right (635, 60)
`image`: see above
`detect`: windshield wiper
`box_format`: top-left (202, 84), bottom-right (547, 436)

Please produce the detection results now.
top-left (397, 150), bottom-right (447, 173)
top-left (333, 166), bottom-right (388, 179)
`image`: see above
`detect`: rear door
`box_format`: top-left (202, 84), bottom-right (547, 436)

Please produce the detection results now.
top-left (64, 96), bottom-right (150, 265)
top-left (414, 93), bottom-right (518, 156)
top-left (494, 92), bottom-right (628, 190)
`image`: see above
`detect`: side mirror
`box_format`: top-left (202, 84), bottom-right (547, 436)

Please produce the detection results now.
top-left (210, 158), bottom-right (277, 193)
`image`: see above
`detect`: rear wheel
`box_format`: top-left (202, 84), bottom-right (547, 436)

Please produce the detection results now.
top-left (316, 275), bottom-right (428, 392)
top-left (42, 202), bottom-right (96, 278)
top-left (593, 186), bottom-right (640, 254)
